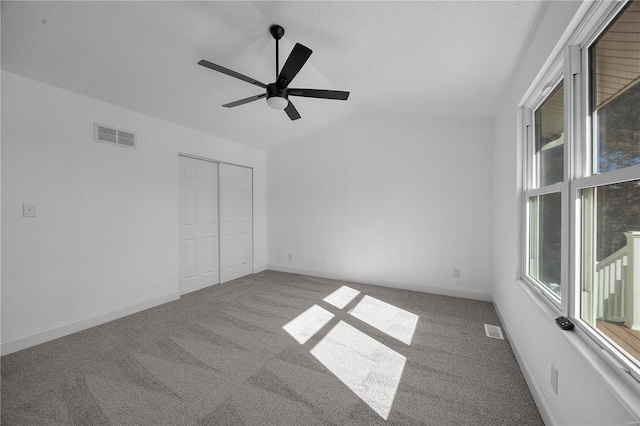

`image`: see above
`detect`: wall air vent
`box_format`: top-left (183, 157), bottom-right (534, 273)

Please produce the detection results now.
top-left (94, 123), bottom-right (136, 149)
top-left (484, 324), bottom-right (504, 339)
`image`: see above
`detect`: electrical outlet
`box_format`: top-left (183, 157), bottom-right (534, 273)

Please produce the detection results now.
top-left (453, 268), bottom-right (461, 278)
top-left (551, 363), bottom-right (558, 394)
top-left (288, 254), bottom-right (293, 261)
top-left (23, 203), bottom-right (36, 217)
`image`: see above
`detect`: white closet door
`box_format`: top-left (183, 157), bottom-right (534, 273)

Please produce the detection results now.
top-left (179, 156), bottom-right (219, 294)
top-left (219, 163), bottom-right (253, 283)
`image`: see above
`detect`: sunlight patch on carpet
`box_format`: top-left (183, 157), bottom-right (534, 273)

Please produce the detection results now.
top-left (310, 321), bottom-right (406, 420)
top-left (282, 304), bottom-right (334, 344)
top-left (349, 295), bottom-right (419, 344)
top-left (323, 285), bottom-right (361, 309)
top-left (283, 286), bottom-right (419, 420)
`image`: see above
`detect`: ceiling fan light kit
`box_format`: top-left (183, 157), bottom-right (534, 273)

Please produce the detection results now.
top-left (198, 24), bottom-right (349, 120)
top-left (266, 83), bottom-right (288, 110)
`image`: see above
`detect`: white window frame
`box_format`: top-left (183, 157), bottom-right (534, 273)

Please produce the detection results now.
top-left (522, 57), bottom-right (568, 310)
top-left (520, 0), bottom-right (640, 397)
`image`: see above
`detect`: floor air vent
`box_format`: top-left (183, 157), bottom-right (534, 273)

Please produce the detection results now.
top-left (94, 123), bottom-right (136, 148)
top-left (484, 324), bottom-right (504, 339)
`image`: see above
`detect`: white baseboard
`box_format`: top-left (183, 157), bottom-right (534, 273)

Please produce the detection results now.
top-left (267, 263), bottom-right (493, 302)
top-left (253, 264), bottom-right (268, 274)
top-left (181, 279), bottom-right (218, 296)
top-left (1, 290), bottom-right (180, 356)
top-left (493, 297), bottom-right (556, 426)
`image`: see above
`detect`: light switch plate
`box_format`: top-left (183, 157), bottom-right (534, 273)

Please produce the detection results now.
top-left (23, 203), bottom-right (36, 217)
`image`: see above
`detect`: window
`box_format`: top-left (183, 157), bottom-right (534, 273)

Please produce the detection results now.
top-left (526, 80), bottom-right (565, 301)
top-left (522, 0), bottom-right (640, 379)
top-left (580, 0), bottom-right (640, 372)
top-left (529, 192), bottom-right (563, 298)
top-left (535, 83), bottom-right (565, 187)
top-left (590, 7), bottom-right (640, 174)
top-left (581, 181), bottom-right (640, 365)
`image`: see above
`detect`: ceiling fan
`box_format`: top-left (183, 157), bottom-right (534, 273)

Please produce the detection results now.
top-left (198, 24), bottom-right (350, 121)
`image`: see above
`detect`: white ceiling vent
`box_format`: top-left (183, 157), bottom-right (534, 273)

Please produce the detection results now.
top-left (484, 324), bottom-right (504, 340)
top-left (94, 123), bottom-right (136, 149)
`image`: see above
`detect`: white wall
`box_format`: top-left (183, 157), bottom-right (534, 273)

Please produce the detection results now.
top-left (268, 112), bottom-right (494, 300)
top-left (492, 1), bottom-right (639, 424)
top-left (1, 71), bottom-right (267, 354)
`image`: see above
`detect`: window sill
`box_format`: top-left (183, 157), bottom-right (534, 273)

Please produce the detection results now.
top-left (516, 278), bottom-right (640, 420)
top-left (520, 275), bottom-right (563, 312)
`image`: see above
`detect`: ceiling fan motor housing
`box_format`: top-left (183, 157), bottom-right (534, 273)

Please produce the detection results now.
top-left (266, 83), bottom-right (288, 109)
top-left (269, 24), bottom-right (285, 40)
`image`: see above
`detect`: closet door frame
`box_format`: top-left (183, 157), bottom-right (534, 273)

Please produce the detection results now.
top-left (178, 153), bottom-right (254, 290)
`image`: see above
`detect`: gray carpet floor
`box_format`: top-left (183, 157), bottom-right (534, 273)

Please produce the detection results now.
top-left (1, 270), bottom-right (543, 425)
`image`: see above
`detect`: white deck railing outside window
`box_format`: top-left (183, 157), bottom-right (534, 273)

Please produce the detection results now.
top-left (594, 231), bottom-right (640, 330)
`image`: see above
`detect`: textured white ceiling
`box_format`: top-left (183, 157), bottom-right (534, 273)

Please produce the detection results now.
top-left (1, 1), bottom-right (547, 150)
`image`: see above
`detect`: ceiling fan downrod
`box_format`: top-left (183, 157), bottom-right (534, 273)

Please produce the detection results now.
top-left (270, 24), bottom-right (285, 79)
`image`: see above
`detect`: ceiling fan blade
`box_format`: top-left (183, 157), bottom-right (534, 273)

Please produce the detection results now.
top-left (198, 60), bottom-right (267, 89)
top-left (288, 88), bottom-right (350, 101)
top-left (284, 100), bottom-right (301, 120)
top-left (222, 93), bottom-right (266, 108)
top-left (276, 43), bottom-right (312, 89)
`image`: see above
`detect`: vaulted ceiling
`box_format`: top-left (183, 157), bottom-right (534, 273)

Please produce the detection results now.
top-left (1, 1), bottom-right (547, 150)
